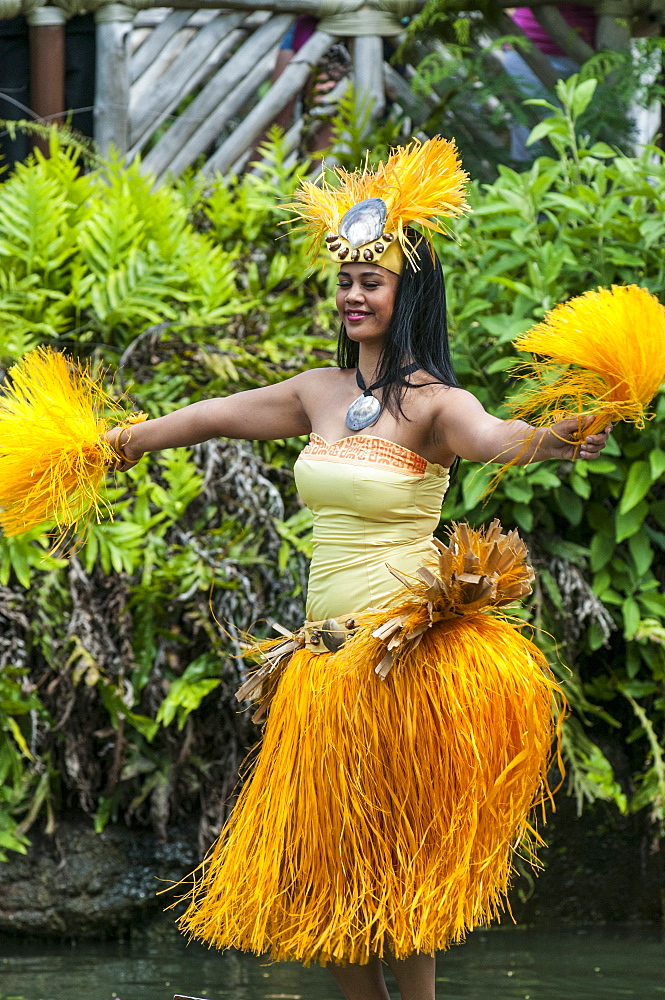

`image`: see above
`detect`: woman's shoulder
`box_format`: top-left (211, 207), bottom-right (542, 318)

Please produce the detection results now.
top-left (409, 376), bottom-right (474, 405)
top-left (429, 383), bottom-right (485, 415)
top-left (293, 365), bottom-right (348, 379)
top-left (293, 366), bottom-right (351, 389)
top-left (410, 381), bottom-right (485, 430)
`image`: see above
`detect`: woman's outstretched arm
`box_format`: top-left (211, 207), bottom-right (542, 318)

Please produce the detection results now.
top-left (436, 388), bottom-right (611, 465)
top-left (107, 372), bottom-right (314, 466)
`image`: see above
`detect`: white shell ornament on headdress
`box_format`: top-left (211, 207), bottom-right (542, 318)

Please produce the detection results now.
top-left (339, 199), bottom-right (387, 248)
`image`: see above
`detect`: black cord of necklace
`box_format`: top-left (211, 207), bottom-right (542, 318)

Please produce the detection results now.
top-left (355, 362), bottom-right (420, 397)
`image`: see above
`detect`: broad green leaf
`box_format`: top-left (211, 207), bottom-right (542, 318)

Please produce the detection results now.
top-left (622, 598), bottom-right (640, 640)
top-left (462, 465), bottom-right (494, 510)
top-left (555, 486), bottom-right (583, 526)
top-left (504, 479), bottom-right (533, 504)
top-left (527, 120), bottom-right (567, 146)
top-left (590, 531), bottom-right (614, 572)
top-left (588, 142), bottom-right (617, 158)
top-left (649, 448), bottom-right (665, 482)
top-left (616, 500), bottom-right (648, 542)
top-left (628, 532), bottom-right (653, 578)
top-left (512, 503), bottom-right (533, 532)
top-left (571, 78), bottom-right (598, 118)
top-left (618, 679), bottom-right (658, 698)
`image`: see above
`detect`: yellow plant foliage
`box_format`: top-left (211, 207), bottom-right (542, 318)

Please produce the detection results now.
top-left (0, 347), bottom-right (145, 537)
top-left (510, 284), bottom-right (665, 435)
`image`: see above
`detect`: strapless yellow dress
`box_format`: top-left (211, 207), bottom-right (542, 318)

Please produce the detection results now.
top-left (177, 435), bottom-right (560, 966)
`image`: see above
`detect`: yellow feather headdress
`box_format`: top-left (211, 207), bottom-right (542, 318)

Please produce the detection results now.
top-left (0, 347), bottom-right (146, 538)
top-left (288, 136), bottom-right (469, 272)
top-left (509, 284), bottom-right (665, 435)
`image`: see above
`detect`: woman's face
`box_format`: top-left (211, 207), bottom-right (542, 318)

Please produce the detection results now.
top-left (336, 263), bottom-right (399, 345)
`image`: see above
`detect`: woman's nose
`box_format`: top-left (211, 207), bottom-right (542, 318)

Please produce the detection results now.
top-left (345, 283), bottom-right (364, 302)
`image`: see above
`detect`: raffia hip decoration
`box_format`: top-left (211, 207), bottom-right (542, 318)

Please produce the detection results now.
top-left (0, 347), bottom-right (146, 538)
top-left (370, 519), bottom-right (535, 677)
top-left (509, 284), bottom-right (665, 436)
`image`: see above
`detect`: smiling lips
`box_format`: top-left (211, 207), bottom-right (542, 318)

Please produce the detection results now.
top-left (346, 311), bottom-right (372, 322)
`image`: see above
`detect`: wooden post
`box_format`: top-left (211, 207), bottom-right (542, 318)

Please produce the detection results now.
top-left (353, 34), bottom-right (385, 123)
top-left (595, 7), bottom-right (632, 51)
top-left (95, 2), bottom-right (134, 155)
top-left (27, 6), bottom-right (66, 156)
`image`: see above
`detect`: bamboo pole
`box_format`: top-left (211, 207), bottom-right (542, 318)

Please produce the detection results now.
top-left (95, 3), bottom-right (134, 154)
top-left (142, 14), bottom-right (291, 179)
top-left (131, 27), bottom-right (249, 153)
top-left (203, 28), bottom-right (336, 176)
top-left (241, 116), bottom-right (303, 174)
top-left (130, 24), bottom-right (195, 110)
top-left (353, 34), bottom-right (385, 122)
top-left (533, 5), bottom-right (594, 63)
top-left (130, 11), bottom-right (247, 148)
top-left (137, 0), bottom-right (347, 12)
top-left (158, 48), bottom-right (279, 180)
top-left (596, 12), bottom-right (631, 50)
top-left (0, 0), bottom-right (601, 15)
top-left (384, 61), bottom-right (433, 121)
top-left (493, 11), bottom-right (560, 89)
top-left (27, 6), bottom-right (66, 155)
top-left (131, 8), bottom-right (191, 81)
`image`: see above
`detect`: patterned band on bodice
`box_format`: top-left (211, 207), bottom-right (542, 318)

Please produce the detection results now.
top-left (301, 433), bottom-right (431, 476)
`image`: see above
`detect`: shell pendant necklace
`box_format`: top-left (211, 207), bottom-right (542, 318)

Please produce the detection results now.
top-left (346, 362), bottom-right (419, 432)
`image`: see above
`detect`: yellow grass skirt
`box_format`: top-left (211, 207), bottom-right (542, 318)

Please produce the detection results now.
top-left (176, 613), bottom-right (561, 966)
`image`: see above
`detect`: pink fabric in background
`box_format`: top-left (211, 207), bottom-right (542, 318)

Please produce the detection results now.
top-left (292, 15), bottom-right (317, 51)
top-left (511, 4), bottom-right (597, 56)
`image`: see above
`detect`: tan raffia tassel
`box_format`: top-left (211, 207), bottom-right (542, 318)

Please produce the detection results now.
top-left (236, 623), bottom-right (305, 723)
top-left (372, 519), bottom-right (535, 678)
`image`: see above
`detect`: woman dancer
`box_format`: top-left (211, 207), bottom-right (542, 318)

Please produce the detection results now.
top-left (107, 139), bottom-right (609, 1000)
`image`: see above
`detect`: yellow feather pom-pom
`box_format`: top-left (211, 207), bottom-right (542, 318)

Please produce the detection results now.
top-left (0, 347), bottom-right (146, 537)
top-left (510, 285), bottom-right (665, 434)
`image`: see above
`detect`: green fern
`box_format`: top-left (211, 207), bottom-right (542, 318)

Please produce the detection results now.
top-left (0, 163), bottom-right (78, 283)
top-left (180, 239), bottom-right (240, 326)
top-left (86, 249), bottom-right (189, 339)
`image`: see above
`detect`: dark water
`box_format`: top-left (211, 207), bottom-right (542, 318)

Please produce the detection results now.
top-left (1, 927), bottom-right (663, 1000)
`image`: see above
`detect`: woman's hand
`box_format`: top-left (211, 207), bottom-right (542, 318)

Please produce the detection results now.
top-left (546, 417), bottom-right (612, 461)
top-left (104, 426), bottom-right (145, 472)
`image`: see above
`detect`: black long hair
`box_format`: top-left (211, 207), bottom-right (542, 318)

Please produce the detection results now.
top-left (336, 232), bottom-right (459, 421)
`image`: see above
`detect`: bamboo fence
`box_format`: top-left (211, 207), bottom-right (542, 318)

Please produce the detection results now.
top-left (1, 0), bottom-right (662, 179)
